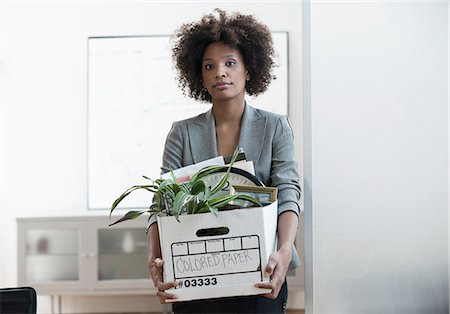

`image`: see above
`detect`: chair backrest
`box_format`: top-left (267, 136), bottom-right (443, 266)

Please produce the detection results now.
top-left (0, 287), bottom-right (37, 314)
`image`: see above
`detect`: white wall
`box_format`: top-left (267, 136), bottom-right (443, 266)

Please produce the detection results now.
top-left (304, 1), bottom-right (448, 313)
top-left (0, 1), bottom-right (303, 313)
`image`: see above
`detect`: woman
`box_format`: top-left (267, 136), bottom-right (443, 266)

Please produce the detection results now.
top-left (147, 9), bottom-right (301, 313)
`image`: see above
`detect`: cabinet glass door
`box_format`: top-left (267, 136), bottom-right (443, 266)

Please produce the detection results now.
top-left (97, 228), bottom-right (148, 280)
top-left (25, 229), bottom-right (79, 282)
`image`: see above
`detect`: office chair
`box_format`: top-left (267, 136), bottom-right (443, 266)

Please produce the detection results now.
top-left (0, 287), bottom-right (37, 314)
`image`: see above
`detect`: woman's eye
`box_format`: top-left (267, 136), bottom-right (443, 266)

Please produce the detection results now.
top-left (205, 64), bottom-right (214, 70)
top-left (225, 60), bottom-right (236, 67)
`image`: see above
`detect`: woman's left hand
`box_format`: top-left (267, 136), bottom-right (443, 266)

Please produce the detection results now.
top-left (255, 245), bottom-right (292, 299)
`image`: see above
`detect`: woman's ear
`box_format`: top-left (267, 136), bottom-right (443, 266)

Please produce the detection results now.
top-left (246, 71), bottom-right (250, 81)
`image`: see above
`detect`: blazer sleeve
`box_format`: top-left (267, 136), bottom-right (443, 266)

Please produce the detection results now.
top-left (271, 115), bottom-right (302, 217)
top-left (161, 121), bottom-right (184, 174)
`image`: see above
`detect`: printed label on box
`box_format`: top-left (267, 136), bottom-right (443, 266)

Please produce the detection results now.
top-left (170, 235), bottom-right (262, 288)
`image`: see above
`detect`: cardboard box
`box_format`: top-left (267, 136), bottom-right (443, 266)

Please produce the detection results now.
top-left (157, 201), bottom-right (278, 302)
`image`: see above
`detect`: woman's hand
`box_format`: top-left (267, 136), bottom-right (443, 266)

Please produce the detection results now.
top-left (147, 224), bottom-right (178, 303)
top-left (149, 257), bottom-right (178, 303)
top-left (255, 245), bottom-right (291, 299)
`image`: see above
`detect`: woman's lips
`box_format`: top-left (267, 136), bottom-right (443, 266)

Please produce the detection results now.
top-left (214, 82), bottom-right (231, 89)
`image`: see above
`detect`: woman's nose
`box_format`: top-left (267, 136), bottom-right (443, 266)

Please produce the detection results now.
top-left (215, 65), bottom-right (227, 78)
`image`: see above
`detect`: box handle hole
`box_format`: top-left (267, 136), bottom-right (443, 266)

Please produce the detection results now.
top-left (196, 227), bottom-right (230, 237)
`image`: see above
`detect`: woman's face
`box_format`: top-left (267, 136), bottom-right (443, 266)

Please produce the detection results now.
top-left (201, 42), bottom-right (249, 103)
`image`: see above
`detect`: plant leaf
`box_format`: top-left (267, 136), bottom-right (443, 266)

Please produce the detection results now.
top-left (208, 195), bottom-right (238, 208)
top-left (158, 177), bottom-right (175, 189)
top-left (189, 165), bottom-right (221, 183)
top-left (192, 200), bottom-right (207, 214)
top-left (207, 204), bottom-right (219, 216)
top-left (180, 182), bottom-right (191, 194)
top-left (190, 180), bottom-right (206, 195)
top-left (110, 184), bottom-right (158, 217)
top-left (109, 210), bottom-right (145, 226)
top-left (172, 191), bottom-right (194, 216)
top-left (209, 194), bottom-right (262, 209)
top-left (209, 149), bottom-right (240, 195)
top-left (169, 170), bottom-right (179, 185)
top-left (231, 194), bottom-right (263, 207)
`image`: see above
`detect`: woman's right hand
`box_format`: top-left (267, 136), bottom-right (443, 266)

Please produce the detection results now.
top-left (150, 257), bottom-right (178, 303)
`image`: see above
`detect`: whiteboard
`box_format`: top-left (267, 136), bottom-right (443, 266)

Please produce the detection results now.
top-left (88, 33), bottom-right (289, 210)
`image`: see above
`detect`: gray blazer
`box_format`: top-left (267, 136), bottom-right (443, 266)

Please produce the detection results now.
top-left (156, 103), bottom-right (301, 269)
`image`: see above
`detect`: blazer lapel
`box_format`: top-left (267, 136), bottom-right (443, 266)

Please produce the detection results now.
top-left (186, 104), bottom-right (266, 164)
top-left (187, 109), bottom-right (218, 163)
top-left (238, 104), bottom-right (266, 164)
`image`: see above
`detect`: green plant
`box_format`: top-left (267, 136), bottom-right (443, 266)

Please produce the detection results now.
top-left (109, 149), bottom-right (262, 226)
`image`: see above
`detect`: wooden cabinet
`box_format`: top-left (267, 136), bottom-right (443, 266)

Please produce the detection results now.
top-left (17, 215), bottom-right (153, 295)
